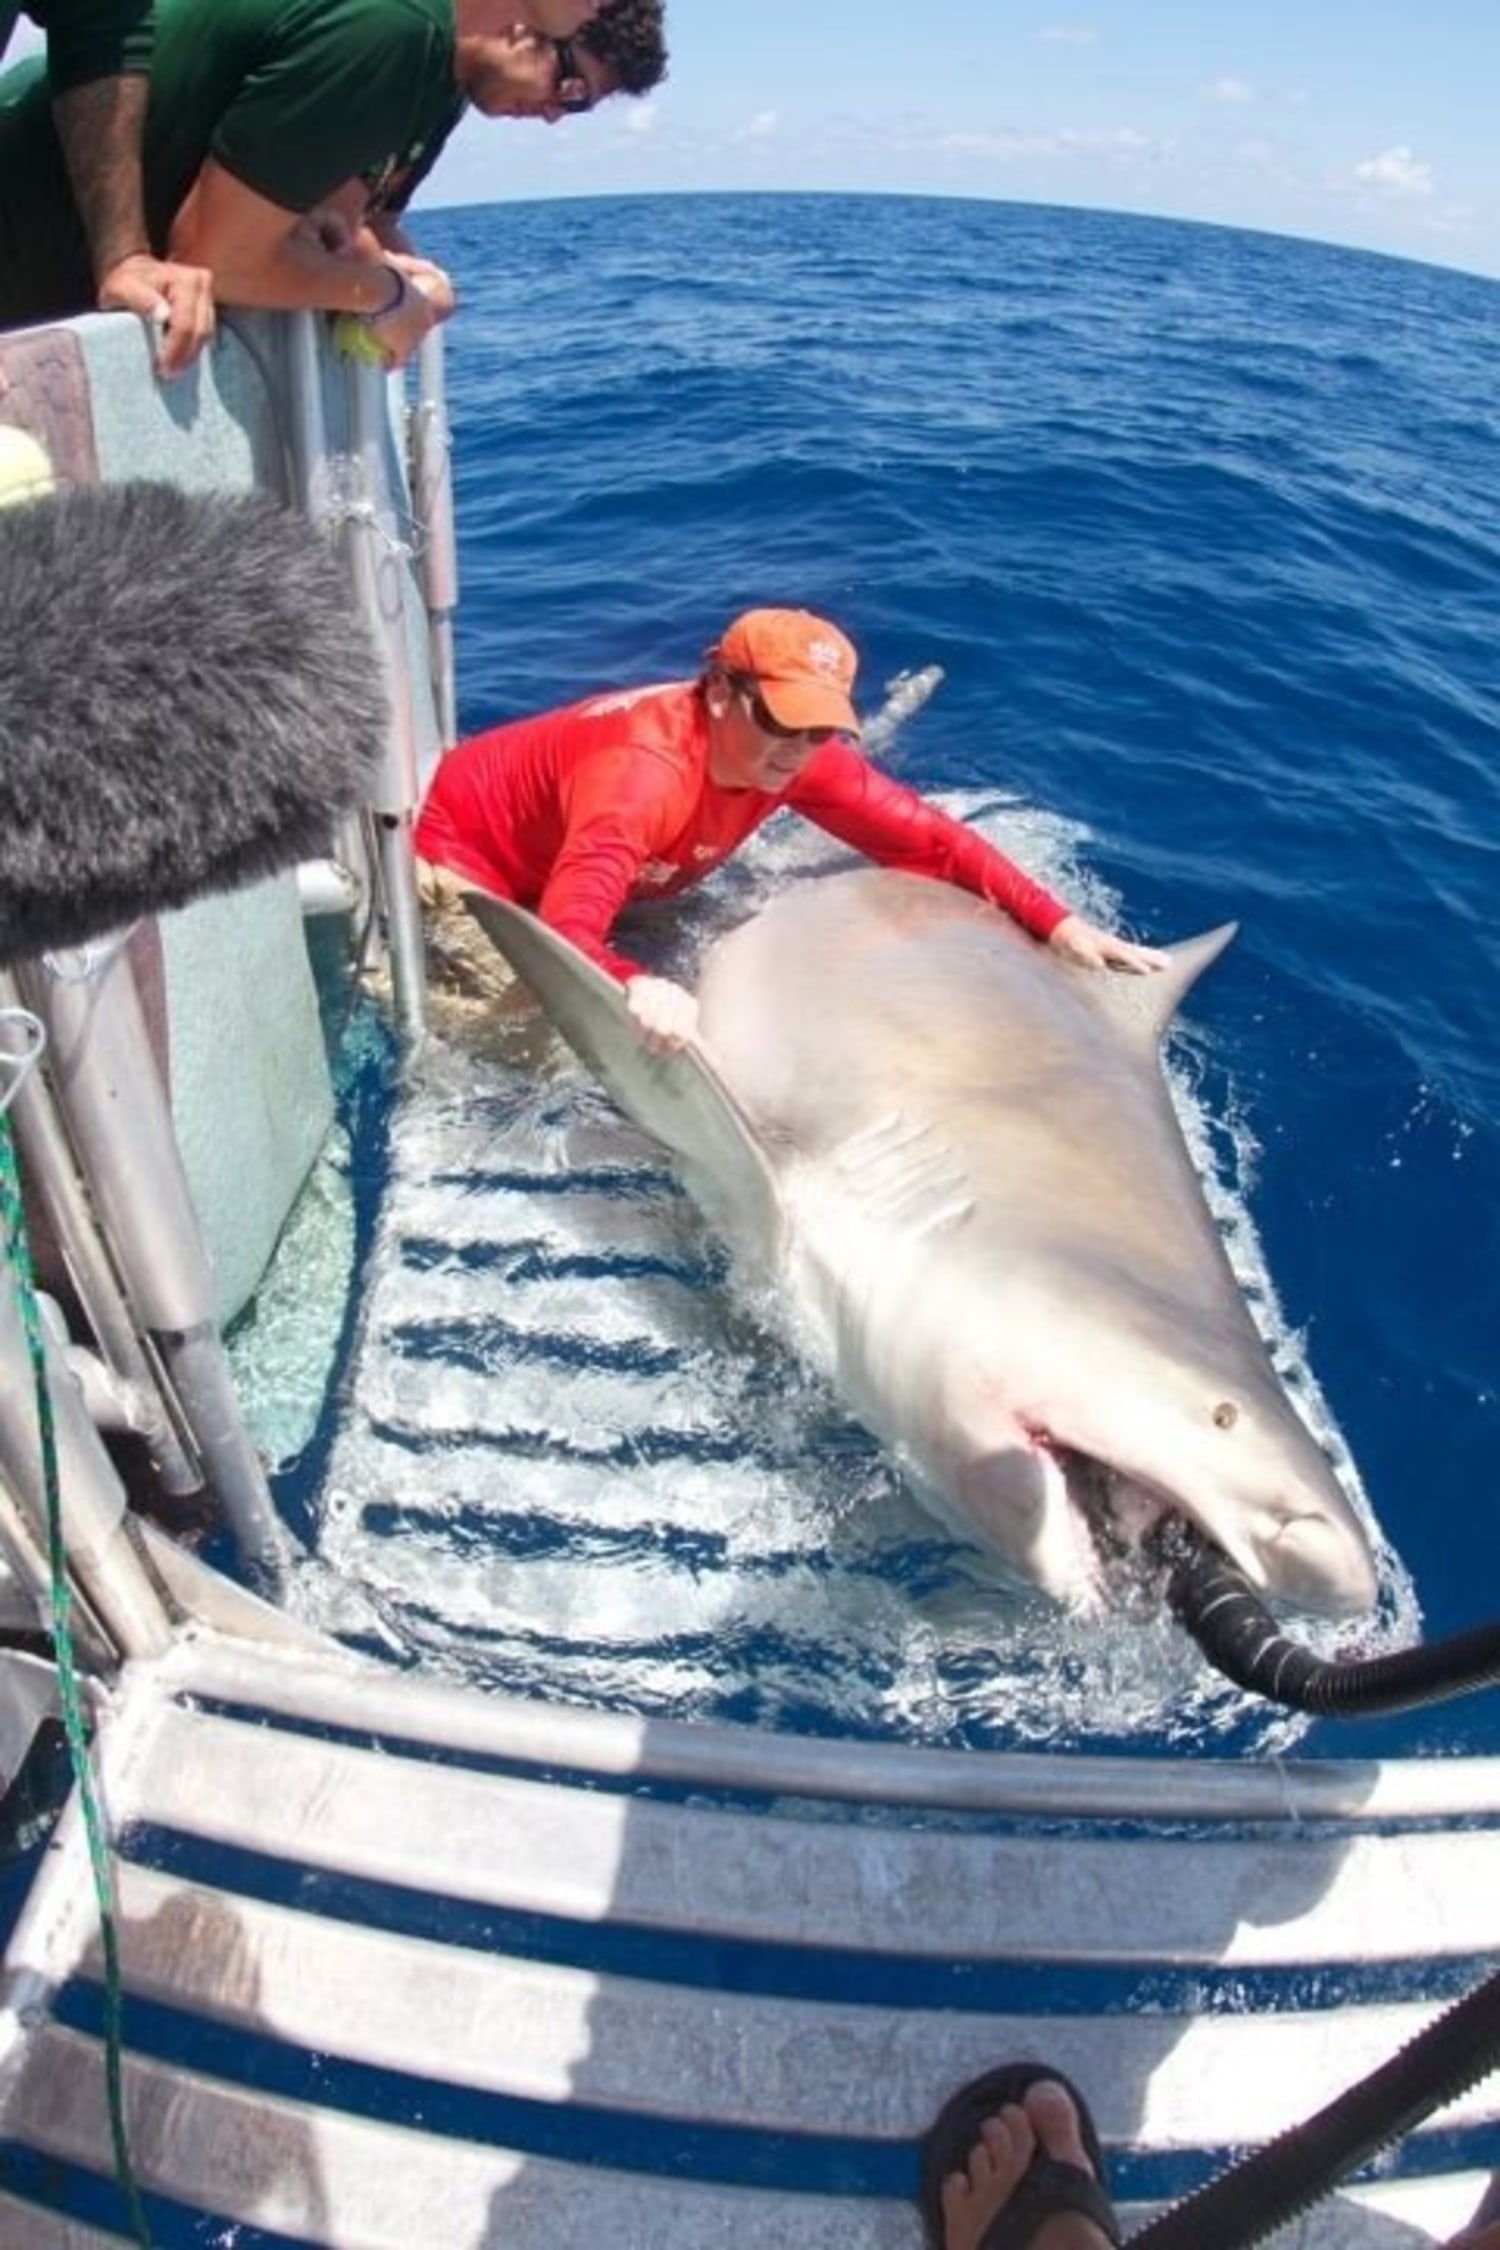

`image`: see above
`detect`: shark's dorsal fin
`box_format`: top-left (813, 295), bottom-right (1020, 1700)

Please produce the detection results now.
top-left (461, 888), bottom-right (781, 1241)
top-left (1088, 921), bottom-right (1239, 1052)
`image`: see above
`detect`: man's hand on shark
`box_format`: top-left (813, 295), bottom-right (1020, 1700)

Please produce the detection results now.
top-left (626, 974), bottom-right (700, 1052)
top-left (1048, 915), bottom-right (1170, 975)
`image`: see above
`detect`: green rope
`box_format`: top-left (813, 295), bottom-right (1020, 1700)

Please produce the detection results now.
top-left (0, 1111), bottom-right (152, 2248)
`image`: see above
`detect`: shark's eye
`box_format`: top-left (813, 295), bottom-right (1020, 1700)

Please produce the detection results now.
top-left (1213, 1401), bottom-right (1239, 1430)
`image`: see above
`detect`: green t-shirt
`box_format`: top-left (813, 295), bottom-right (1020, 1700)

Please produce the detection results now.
top-left (0, 0), bottom-right (457, 321)
top-left (5, 0), bottom-right (156, 90)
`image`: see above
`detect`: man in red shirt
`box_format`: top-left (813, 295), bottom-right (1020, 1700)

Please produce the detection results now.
top-left (415, 607), bottom-right (1166, 1050)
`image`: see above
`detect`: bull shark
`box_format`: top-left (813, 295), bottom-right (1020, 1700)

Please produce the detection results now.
top-left (466, 869), bottom-right (1378, 1618)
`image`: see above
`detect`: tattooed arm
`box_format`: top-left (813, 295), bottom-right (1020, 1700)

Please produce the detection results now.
top-left (51, 70), bottom-right (214, 373)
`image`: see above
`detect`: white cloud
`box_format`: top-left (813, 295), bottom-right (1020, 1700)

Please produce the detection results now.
top-left (939, 124), bottom-right (1166, 165)
top-left (624, 101), bottom-right (659, 137)
top-left (1202, 76), bottom-right (1255, 105)
top-left (1352, 144), bottom-right (1435, 198)
top-left (734, 110), bottom-right (779, 143)
top-left (1065, 126), bottom-right (1158, 156)
top-left (1038, 24), bottom-right (1099, 48)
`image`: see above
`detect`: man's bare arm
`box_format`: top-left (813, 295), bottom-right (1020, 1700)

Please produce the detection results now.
top-left (52, 69), bottom-right (150, 277)
top-left (52, 71), bottom-right (215, 373)
top-left (170, 157), bottom-right (447, 362)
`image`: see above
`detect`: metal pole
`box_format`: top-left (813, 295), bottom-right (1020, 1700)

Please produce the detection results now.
top-left (0, 969), bottom-right (202, 1500)
top-left (411, 325), bottom-right (459, 752)
top-left (285, 307), bottom-right (332, 519)
top-left (287, 311), bottom-right (431, 1042)
top-left (284, 313), bottom-right (379, 949)
top-left (0, 1265), bottom-right (175, 1660)
top-left (348, 356), bottom-right (428, 1043)
top-left (14, 942), bottom-right (292, 1583)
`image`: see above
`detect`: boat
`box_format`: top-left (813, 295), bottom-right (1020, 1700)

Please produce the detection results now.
top-left (0, 297), bottom-right (1495, 2249)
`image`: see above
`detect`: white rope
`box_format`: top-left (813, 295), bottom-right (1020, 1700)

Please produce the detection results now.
top-left (40, 927), bottom-right (139, 985)
top-left (0, 1007), bottom-right (45, 1118)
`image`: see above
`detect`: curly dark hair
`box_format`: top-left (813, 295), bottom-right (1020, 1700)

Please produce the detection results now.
top-left (580, 0), bottom-right (667, 96)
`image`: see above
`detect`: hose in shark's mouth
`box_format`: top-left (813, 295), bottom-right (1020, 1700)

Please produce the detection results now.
top-left (1160, 1520), bottom-right (1500, 1716)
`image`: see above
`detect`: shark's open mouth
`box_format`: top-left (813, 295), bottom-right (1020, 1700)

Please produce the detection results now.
top-left (1050, 1442), bottom-right (1184, 1594)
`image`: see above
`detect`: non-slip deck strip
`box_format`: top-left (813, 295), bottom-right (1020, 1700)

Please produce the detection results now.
top-left (0, 1630), bottom-right (1495, 2248)
top-left (0, 2029), bottom-right (1493, 2250)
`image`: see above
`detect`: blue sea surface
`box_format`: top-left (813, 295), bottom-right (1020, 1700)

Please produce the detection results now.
top-left (343, 191), bottom-right (1499, 1763)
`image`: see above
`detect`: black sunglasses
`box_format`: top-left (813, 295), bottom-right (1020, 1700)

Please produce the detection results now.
top-left (552, 37), bottom-right (593, 113)
top-left (731, 674), bottom-right (823, 742)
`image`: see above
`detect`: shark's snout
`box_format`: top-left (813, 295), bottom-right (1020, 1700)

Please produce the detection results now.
top-left (1257, 1508), bottom-right (1380, 1617)
top-left (1142, 1377), bottom-right (1380, 1620)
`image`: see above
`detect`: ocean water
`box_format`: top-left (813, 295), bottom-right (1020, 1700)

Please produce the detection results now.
top-left (283, 192), bottom-right (1499, 1767)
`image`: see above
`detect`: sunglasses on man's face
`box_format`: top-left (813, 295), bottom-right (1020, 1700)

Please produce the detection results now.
top-left (732, 676), bottom-right (828, 743)
top-left (552, 37), bottom-right (593, 112)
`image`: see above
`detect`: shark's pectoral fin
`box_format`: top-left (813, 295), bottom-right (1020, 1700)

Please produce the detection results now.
top-left (461, 888), bottom-right (781, 1242)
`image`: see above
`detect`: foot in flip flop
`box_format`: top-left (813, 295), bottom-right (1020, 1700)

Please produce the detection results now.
top-left (920, 2063), bottom-right (1122, 2250)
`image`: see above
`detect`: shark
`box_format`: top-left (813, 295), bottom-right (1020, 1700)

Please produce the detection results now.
top-left (466, 868), bottom-right (1378, 1618)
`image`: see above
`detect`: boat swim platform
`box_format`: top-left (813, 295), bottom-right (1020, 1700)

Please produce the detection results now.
top-left (0, 1625), bottom-right (1497, 2247)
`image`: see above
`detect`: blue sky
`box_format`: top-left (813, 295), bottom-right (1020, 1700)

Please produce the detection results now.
top-left (427, 2), bottom-right (1500, 282)
top-left (3, 4), bottom-right (1494, 280)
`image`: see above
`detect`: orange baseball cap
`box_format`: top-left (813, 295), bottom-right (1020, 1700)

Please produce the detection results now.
top-left (711, 608), bottom-right (861, 735)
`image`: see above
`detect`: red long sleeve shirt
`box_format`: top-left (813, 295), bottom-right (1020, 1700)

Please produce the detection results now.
top-left (414, 680), bottom-right (1070, 982)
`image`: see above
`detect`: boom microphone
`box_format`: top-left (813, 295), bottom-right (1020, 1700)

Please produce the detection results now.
top-left (0, 479), bottom-right (386, 965)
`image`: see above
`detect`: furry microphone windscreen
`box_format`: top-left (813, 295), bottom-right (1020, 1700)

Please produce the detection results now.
top-left (0, 481), bottom-right (389, 965)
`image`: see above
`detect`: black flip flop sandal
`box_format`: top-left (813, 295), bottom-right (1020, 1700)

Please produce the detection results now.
top-left (919, 2061), bottom-right (1123, 2250)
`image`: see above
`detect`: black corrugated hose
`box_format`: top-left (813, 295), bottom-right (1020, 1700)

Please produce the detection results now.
top-left (1164, 1525), bottom-right (1500, 1717)
top-left (1124, 1960), bottom-right (1500, 2247)
top-left (1130, 1521), bottom-right (1500, 2242)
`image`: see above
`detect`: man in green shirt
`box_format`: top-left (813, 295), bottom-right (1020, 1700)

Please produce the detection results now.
top-left (0, 0), bottom-right (213, 371)
top-left (0, 0), bottom-right (666, 368)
